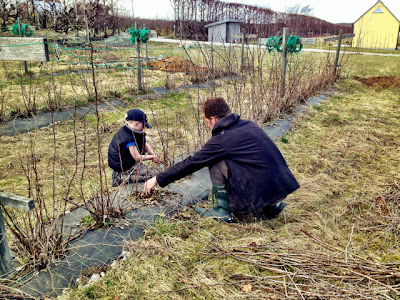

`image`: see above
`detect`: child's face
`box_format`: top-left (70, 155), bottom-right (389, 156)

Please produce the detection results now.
top-left (127, 120), bottom-right (144, 131)
top-left (134, 121), bottom-right (144, 131)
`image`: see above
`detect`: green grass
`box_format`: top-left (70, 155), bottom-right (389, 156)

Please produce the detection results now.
top-left (342, 53), bottom-right (400, 77)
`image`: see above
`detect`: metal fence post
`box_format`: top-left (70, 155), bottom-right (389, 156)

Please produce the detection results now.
top-left (241, 29), bottom-right (245, 69)
top-left (280, 27), bottom-right (289, 99)
top-left (136, 22), bottom-right (142, 92)
top-left (17, 17), bottom-right (29, 74)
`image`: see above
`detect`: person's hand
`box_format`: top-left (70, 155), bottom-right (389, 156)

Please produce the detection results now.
top-left (152, 155), bottom-right (162, 164)
top-left (144, 176), bottom-right (158, 196)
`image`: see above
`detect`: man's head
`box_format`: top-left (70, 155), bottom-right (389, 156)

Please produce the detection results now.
top-left (202, 97), bottom-right (231, 130)
top-left (125, 109), bottom-right (151, 130)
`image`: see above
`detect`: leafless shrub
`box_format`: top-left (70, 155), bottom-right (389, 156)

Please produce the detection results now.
top-left (83, 38), bottom-right (123, 226)
top-left (3, 132), bottom-right (70, 271)
top-left (44, 64), bottom-right (65, 111)
top-left (19, 74), bottom-right (38, 117)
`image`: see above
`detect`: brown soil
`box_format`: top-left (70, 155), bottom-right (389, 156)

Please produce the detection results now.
top-left (147, 56), bottom-right (233, 84)
top-left (147, 56), bottom-right (206, 73)
top-left (353, 76), bottom-right (400, 88)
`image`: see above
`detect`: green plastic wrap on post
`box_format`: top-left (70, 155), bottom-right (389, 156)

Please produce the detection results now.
top-left (139, 28), bottom-right (150, 43)
top-left (266, 35), bottom-right (302, 54)
top-left (128, 27), bottom-right (150, 43)
top-left (11, 20), bottom-right (34, 36)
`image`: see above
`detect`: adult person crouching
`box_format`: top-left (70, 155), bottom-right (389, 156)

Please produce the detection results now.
top-left (144, 97), bottom-right (299, 222)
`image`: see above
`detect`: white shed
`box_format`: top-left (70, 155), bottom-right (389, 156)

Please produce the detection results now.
top-left (205, 19), bottom-right (243, 43)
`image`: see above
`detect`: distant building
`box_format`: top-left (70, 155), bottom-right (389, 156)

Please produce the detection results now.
top-left (205, 19), bottom-right (243, 44)
top-left (352, 0), bottom-right (400, 49)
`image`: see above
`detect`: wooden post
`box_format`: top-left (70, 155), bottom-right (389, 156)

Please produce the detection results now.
top-left (136, 22), bottom-right (142, 92)
top-left (0, 192), bottom-right (35, 276)
top-left (241, 29), bottom-right (245, 69)
top-left (0, 209), bottom-right (11, 275)
top-left (17, 17), bottom-right (29, 74)
top-left (280, 27), bottom-right (289, 99)
top-left (333, 30), bottom-right (344, 77)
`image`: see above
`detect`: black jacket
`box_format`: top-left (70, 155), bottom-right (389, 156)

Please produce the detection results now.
top-left (108, 125), bottom-right (146, 172)
top-left (156, 114), bottom-right (299, 213)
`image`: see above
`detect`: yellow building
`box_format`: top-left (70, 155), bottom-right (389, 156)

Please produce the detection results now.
top-left (353, 0), bottom-right (400, 49)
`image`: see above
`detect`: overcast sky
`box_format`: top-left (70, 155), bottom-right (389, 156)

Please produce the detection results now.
top-left (121, 0), bottom-right (400, 24)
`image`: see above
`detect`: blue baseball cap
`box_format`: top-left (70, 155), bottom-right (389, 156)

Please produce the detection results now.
top-left (125, 109), bottom-right (151, 128)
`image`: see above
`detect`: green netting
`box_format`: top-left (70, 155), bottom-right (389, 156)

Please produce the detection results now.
top-left (0, 38), bottom-right (235, 71)
top-left (0, 42), bottom-right (43, 47)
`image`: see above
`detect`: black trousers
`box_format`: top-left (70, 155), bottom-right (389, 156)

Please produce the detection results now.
top-left (208, 160), bottom-right (229, 186)
top-left (209, 160), bottom-right (283, 210)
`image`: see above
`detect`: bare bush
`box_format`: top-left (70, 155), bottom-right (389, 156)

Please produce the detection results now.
top-left (4, 132), bottom-right (69, 271)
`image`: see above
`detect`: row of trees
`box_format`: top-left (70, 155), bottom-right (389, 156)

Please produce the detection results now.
top-left (171, 0), bottom-right (352, 40)
top-left (0, 0), bottom-right (138, 36)
top-left (0, 0), bottom-right (351, 39)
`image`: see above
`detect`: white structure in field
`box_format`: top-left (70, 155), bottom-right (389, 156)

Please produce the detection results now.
top-left (205, 19), bottom-right (243, 43)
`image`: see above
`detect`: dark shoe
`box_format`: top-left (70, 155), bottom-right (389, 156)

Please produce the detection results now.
top-left (195, 185), bottom-right (233, 223)
top-left (112, 171), bottom-right (123, 187)
top-left (261, 202), bottom-right (286, 220)
top-left (127, 163), bottom-right (156, 183)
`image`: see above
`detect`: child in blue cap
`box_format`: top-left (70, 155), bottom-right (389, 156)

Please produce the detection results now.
top-left (108, 109), bottom-right (162, 187)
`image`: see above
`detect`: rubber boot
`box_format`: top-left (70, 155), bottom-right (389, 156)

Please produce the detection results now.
top-left (195, 185), bottom-right (233, 223)
top-left (255, 202), bottom-right (286, 220)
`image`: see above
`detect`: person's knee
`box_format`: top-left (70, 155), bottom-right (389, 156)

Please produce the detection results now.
top-left (208, 160), bottom-right (228, 185)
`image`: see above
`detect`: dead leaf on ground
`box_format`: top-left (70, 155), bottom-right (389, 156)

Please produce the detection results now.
top-left (242, 283), bottom-right (252, 293)
top-left (249, 242), bottom-right (257, 248)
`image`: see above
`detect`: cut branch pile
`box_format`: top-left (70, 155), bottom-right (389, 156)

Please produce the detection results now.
top-left (206, 230), bottom-right (400, 299)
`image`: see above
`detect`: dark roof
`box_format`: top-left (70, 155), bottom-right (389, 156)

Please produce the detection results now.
top-left (205, 19), bottom-right (243, 28)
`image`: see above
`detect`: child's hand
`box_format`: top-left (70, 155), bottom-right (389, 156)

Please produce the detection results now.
top-left (152, 155), bottom-right (163, 164)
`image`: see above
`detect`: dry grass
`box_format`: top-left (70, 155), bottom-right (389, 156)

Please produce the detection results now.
top-left (58, 67), bottom-right (400, 299)
top-left (0, 40), bottom-right (386, 292)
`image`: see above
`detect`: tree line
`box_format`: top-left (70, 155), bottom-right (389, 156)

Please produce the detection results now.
top-left (0, 0), bottom-right (146, 37)
top-left (171, 0), bottom-right (352, 40)
top-left (0, 0), bottom-right (351, 39)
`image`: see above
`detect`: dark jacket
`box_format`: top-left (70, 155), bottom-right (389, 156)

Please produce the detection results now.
top-left (156, 114), bottom-right (299, 213)
top-left (108, 125), bottom-right (146, 172)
